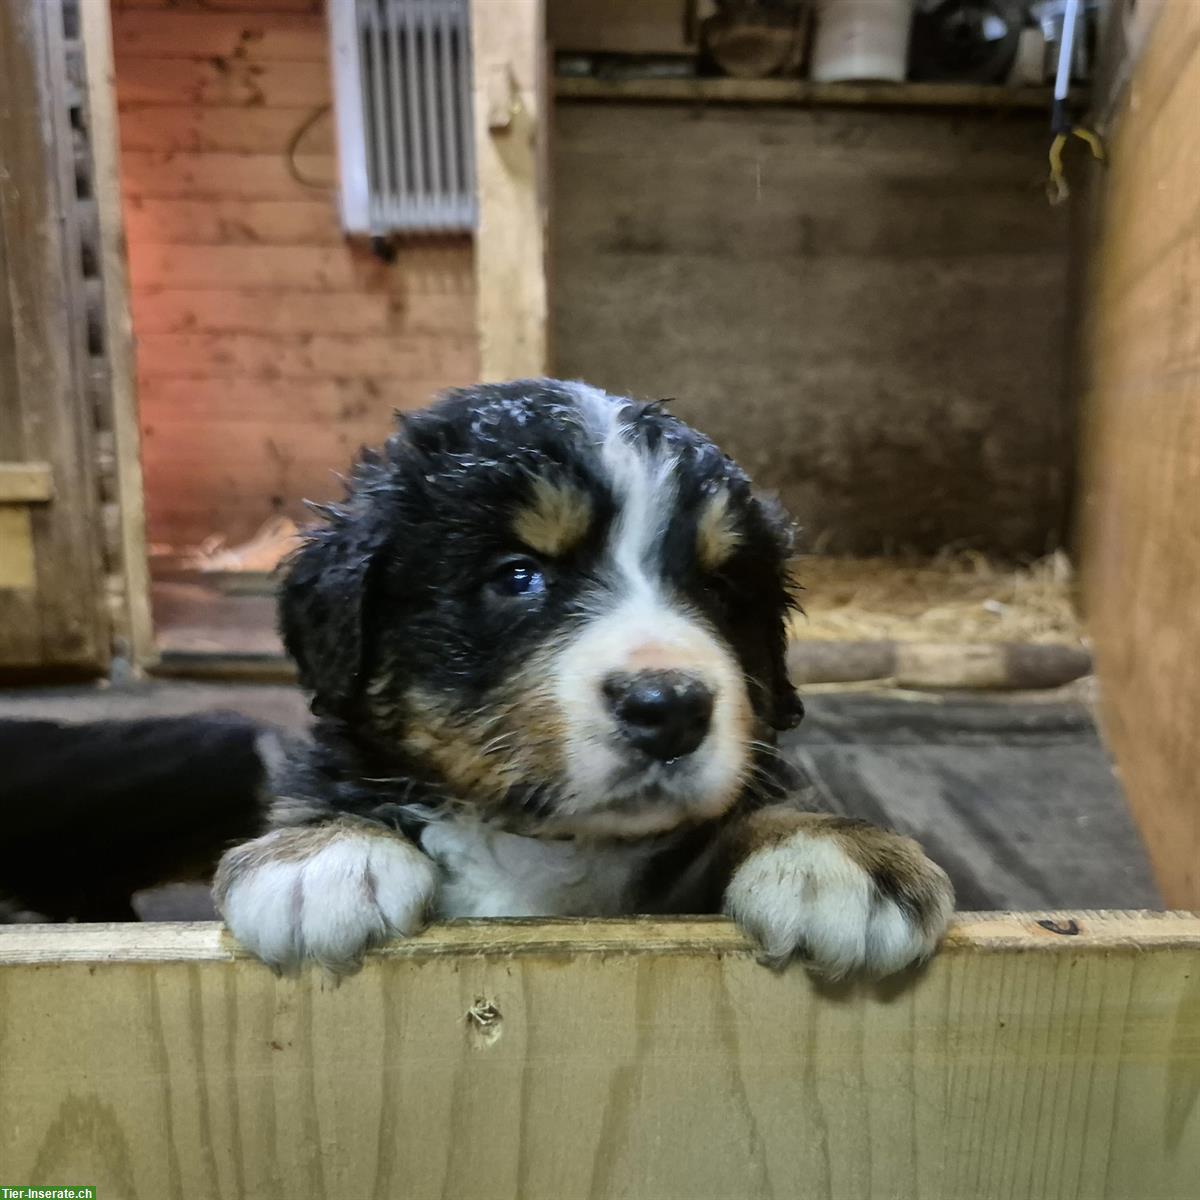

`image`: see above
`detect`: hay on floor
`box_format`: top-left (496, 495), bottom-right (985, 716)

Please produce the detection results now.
top-left (789, 552), bottom-right (1082, 645)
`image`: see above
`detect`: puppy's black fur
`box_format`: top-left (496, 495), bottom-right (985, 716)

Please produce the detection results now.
top-left (0, 714), bottom-right (268, 920)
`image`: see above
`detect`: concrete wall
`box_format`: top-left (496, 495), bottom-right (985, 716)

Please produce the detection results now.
top-left (552, 103), bottom-right (1072, 557)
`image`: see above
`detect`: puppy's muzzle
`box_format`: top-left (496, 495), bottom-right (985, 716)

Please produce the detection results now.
top-left (602, 670), bottom-right (715, 762)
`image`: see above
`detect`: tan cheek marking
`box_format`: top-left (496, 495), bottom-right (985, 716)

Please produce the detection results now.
top-left (513, 478), bottom-right (593, 558)
top-left (397, 666), bottom-right (568, 806)
top-left (696, 490), bottom-right (742, 572)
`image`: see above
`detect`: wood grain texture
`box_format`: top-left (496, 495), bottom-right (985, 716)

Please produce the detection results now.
top-left (1, 913), bottom-right (1198, 1200)
top-left (83, 0), bottom-right (157, 669)
top-left (1080, 0), bottom-right (1200, 906)
top-left (553, 103), bottom-right (1072, 556)
top-left (471, 0), bottom-right (550, 380)
top-left (0, 462), bottom-right (54, 503)
top-left (556, 76), bottom-right (1064, 109)
top-left (0, 1), bottom-right (109, 669)
top-left (111, 1), bottom-right (479, 549)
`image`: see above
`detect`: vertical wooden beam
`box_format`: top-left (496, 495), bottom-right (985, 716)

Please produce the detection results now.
top-left (0, 0), bottom-right (109, 671)
top-left (470, 0), bottom-right (550, 381)
top-left (80, 0), bottom-right (155, 670)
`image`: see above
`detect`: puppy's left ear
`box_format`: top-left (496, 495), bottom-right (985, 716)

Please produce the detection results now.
top-left (278, 480), bottom-right (389, 720)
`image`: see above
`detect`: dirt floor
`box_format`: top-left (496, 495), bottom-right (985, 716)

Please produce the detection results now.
top-left (0, 677), bottom-right (1158, 918)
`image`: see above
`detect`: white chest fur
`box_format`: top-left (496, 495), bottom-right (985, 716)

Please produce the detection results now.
top-left (419, 817), bottom-right (660, 919)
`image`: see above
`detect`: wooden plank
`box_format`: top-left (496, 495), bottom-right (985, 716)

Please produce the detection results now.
top-left (547, 0), bottom-right (694, 55)
top-left (130, 288), bottom-right (475, 336)
top-left (136, 375), bottom-right (453, 424)
top-left (128, 242), bottom-right (395, 289)
top-left (120, 0), bottom-right (324, 9)
top-left (126, 241), bottom-right (474, 291)
top-left (116, 56), bottom-right (330, 106)
top-left (471, 0), bottom-right (550, 380)
top-left (0, 120), bottom-right (41, 658)
top-left (0, 462), bottom-right (53, 503)
top-left (112, 10), bottom-right (328, 61)
top-left (122, 197), bottom-right (343, 244)
top-left (556, 76), bottom-right (1068, 110)
top-left (116, 103), bottom-right (336, 153)
top-left (0, 508), bottom-right (36, 589)
top-left (82, 0), bottom-right (156, 669)
top-left (0, 913), bottom-right (1198, 1200)
top-left (0, 0), bottom-right (108, 670)
top-left (1081, 0), bottom-right (1200, 906)
top-left (135, 331), bottom-right (476, 380)
top-left (119, 149), bottom-right (335, 200)
top-left (114, 0), bottom-right (322, 9)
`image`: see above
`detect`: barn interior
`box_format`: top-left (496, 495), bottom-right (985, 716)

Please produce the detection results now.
top-left (100, 0), bottom-right (1084, 675)
top-left (2, 0), bottom-right (1197, 917)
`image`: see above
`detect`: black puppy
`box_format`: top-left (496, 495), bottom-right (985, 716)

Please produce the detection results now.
top-left (214, 379), bottom-right (954, 977)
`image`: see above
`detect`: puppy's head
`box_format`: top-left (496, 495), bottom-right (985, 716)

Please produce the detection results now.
top-left (282, 380), bottom-right (802, 838)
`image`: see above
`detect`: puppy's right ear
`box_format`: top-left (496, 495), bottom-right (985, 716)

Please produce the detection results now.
top-left (278, 491), bottom-right (388, 720)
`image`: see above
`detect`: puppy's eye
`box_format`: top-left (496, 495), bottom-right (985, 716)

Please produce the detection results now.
top-left (488, 557), bottom-right (547, 598)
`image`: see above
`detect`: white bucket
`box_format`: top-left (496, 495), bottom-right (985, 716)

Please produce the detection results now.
top-left (810, 0), bottom-right (914, 83)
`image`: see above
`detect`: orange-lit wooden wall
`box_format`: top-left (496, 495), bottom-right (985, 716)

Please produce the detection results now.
top-left (1081, 0), bottom-right (1200, 906)
top-left (111, 0), bottom-right (478, 549)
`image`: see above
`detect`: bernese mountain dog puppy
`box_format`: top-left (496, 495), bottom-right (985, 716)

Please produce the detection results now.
top-left (213, 379), bottom-right (954, 977)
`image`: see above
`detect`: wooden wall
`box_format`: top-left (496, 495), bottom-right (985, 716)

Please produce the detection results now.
top-left (111, 0), bottom-right (478, 550)
top-left (553, 103), bottom-right (1072, 557)
top-left (1081, 0), bottom-right (1200, 907)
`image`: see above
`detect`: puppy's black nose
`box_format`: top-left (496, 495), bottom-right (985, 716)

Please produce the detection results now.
top-left (603, 670), bottom-right (714, 762)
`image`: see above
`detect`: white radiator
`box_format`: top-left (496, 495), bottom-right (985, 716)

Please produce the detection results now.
top-left (327, 0), bottom-right (476, 235)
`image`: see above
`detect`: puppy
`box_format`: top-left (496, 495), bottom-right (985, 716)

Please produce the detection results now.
top-left (215, 380), bottom-right (953, 977)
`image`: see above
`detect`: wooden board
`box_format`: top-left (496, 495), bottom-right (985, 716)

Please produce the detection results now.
top-left (471, 0), bottom-right (550, 380)
top-left (82, 0), bottom-right (156, 669)
top-left (0, 913), bottom-right (1198, 1200)
top-left (0, 1), bottom-right (110, 670)
top-left (0, 462), bottom-right (54, 503)
top-left (552, 103), bottom-right (1072, 557)
top-left (556, 77), bottom-right (1065, 110)
top-left (1080, 0), bottom-right (1200, 906)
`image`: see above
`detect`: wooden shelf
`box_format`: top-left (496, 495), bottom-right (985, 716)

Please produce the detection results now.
top-left (556, 75), bottom-right (1072, 111)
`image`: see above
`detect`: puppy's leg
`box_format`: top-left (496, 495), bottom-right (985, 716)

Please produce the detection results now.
top-left (720, 807), bottom-right (954, 979)
top-left (214, 818), bottom-right (437, 975)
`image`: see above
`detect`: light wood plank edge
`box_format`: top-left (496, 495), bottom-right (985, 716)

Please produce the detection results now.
top-left (555, 77), bottom-right (1078, 111)
top-left (471, 0), bottom-right (551, 380)
top-left (1, 911), bottom-right (1196, 966)
top-left (81, 1), bottom-right (157, 670)
top-left (0, 462), bottom-right (53, 503)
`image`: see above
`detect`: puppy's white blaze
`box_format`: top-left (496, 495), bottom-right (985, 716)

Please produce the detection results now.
top-left (220, 833), bottom-right (436, 972)
top-left (724, 834), bottom-right (934, 978)
top-left (553, 383), bottom-right (748, 827)
top-left (569, 380), bottom-right (676, 600)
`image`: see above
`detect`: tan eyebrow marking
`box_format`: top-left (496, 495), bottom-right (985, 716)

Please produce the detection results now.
top-left (513, 477), bottom-right (594, 558)
top-left (696, 489), bottom-right (742, 571)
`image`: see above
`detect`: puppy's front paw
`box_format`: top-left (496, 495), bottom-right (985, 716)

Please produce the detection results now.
top-left (724, 814), bottom-right (954, 979)
top-left (214, 820), bottom-right (437, 975)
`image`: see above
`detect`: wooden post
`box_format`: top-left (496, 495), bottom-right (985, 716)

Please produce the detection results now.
top-left (1, 913), bottom-right (1198, 1199)
top-left (470, 0), bottom-right (550, 381)
top-left (80, 0), bottom-right (156, 670)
